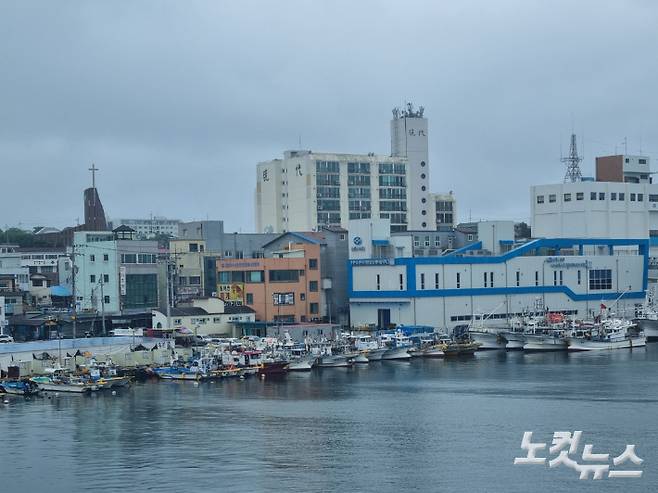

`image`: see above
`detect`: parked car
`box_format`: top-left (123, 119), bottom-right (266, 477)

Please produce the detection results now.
top-left (0, 334), bottom-right (14, 343)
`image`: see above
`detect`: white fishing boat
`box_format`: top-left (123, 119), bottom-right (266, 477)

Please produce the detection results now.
top-left (351, 353), bottom-right (370, 364)
top-left (502, 327), bottom-right (525, 350)
top-left (380, 330), bottom-right (412, 360)
top-left (568, 319), bottom-right (647, 351)
top-left (30, 375), bottom-right (98, 393)
top-left (522, 332), bottom-right (568, 351)
top-left (363, 348), bottom-right (387, 361)
top-left (633, 303), bottom-right (658, 340)
top-left (287, 357), bottom-right (315, 371)
top-left (469, 329), bottom-right (508, 350)
top-left (420, 345), bottom-right (445, 357)
top-left (381, 347), bottom-right (411, 360)
top-left (316, 354), bottom-right (352, 367)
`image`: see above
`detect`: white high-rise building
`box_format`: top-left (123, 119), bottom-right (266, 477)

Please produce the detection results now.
top-left (255, 103), bottom-right (445, 233)
top-left (390, 103), bottom-right (431, 230)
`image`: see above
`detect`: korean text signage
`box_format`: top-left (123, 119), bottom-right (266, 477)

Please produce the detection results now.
top-left (545, 257), bottom-right (591, 269)
top-left (218, 283), bottom-right (245, 305)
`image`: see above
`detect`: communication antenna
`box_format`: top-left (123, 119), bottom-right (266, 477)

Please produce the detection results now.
top-left (561, 133), bottom-right (583, 183)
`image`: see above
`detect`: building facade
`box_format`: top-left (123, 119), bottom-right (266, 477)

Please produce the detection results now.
top-left (74, 229), bottom-right (162, 317)
top-left (109, 217), bottom-right (180, 239)
top-left (255, 103), bottom-right (453, 234)
top-left (152, 297), bottom-right (255, 337)
top-left (216, 242), bottom-right (324, 323)
top-left (348, 219), bottom-right (647, 331)
top-left (170, 238), bottom-right (206, 301)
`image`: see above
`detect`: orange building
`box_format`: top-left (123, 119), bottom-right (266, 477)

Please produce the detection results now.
top-left (216, 242), bottom-right (322, 323)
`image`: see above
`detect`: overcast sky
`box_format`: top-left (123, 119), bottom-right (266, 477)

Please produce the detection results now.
top-left (1, 1), bottom-right (657, 232)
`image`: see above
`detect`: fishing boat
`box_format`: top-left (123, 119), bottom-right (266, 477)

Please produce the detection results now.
top-left (419, 345), bottom-right (445, 357)
top-left (351, 334), bottom-right (386, 361)
top-left (257, 360), bottom-right (289, 375)
top-left (633, 303), bottom-right (658, 340)
top-left (287, 357), bottom-right (315, 371)
top-left (153, 365), bottom-right (209, 381)
top-left (521, 314), bottom-right (569, 351)
top-left (30, 374), bottom-right (98, 393)
top-left (0, 380), bottom-right (38, 396)
top-left (380, 331), bottom-right (412, 360)
top-left (316, 354), bottom-right (352, 367)
top-left (568, 319), bottom-right (647, 351)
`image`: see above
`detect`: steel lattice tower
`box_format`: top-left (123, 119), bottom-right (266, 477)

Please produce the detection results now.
top-left (562, 133), bottom-right (583, 183)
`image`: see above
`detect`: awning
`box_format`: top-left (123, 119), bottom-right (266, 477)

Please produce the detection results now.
top-left (50, 285), bottom-right (72, 297)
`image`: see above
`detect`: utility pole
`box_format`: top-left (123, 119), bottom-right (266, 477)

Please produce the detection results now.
top-left (71, 242), bottom-right (77, 341)
top-left (99, 277), bottom-right (106, 336)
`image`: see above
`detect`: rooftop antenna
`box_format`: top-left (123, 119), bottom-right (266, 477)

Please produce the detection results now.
top-left (561, 133), bottom-right (583, 183)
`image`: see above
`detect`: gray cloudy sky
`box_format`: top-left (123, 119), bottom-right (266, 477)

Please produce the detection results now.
top-left (1, 0), bottom-right (657, 232)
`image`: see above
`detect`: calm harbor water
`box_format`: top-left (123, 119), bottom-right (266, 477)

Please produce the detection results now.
top-left (2, 346), bottom-right (658, 493)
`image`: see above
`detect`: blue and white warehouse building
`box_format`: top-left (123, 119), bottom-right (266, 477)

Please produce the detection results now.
top-left (348, 219), bottom-right (648, 331)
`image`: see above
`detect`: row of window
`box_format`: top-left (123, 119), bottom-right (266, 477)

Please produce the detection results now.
top-left (537, 191), bottom-right (657, 204)
top-left (120, 253), bottom-right (157, 264)
top-left (89, 274), bottom-right (110, 284)
top-left (375, 269), bottom-right (614, 291)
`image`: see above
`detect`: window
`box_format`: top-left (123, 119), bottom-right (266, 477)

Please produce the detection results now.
top-left (309, 280), bottom-right (318, 292)
top-left (619, 192), bottom-right (625, 201)
top-left (650, 195), bottom-right (658, 202)
top-left (516, 271), bottom-right (520, 287)
top-left (559, 270), bottom-right (563, 286)
top-left (246, 293), bottom-right (254, 304)
top-left (576, 192), bottom-right (584, 201)
top-left (310, 303), bottom-right (319, 314)
top-left (639, 159), bottom-right (647, 164)
top-left (434, 238), bottom-right (440, 247)
top-left (424, 236), bottom-right (430, 247)
top-left (589, 269), bottom-right (612, 290)
top-left (420, 273), bottom-right (425, 289)
top-left (598, 192), bottom-right (605, 200)
top-left (189, 276), bottom-right (201, 286)
top-left (549, 194), bottom-right (556, 203)
top-left (269, 270), bottom-right (299, 282)
top-left (611, 192), bottom-right (617, 201)
top-left (553, 271), bottom-right (558, 286)
top-left (536, 195), bottom-right (545, 204)
top-left (590, 192), bottom-right (597, 200)
top-left (218, 272), bottom-right (230, 284)
top-left (300, 293), bottom-right (305, 301)
top-left (490, 272), bottom-right (494, 288)
top-left (104, 295), bottom-right (110, 304)
top-left (456, 272), bottom-right (461, 288)
top-left (121, 254), bottom-right (137, 264)
top-left (467, 234), bottom-right (474, 241)
top-left (563, 193), bottom-right (571, 202)
top-left (124, 274), bottom-right (157, 309)
top-left (103, 274), bottom-right (109, 283)
top-left (577, 270), bottom-right (581, 285)
top-left (399, 273), bottom-right (404, 291)
top-left (90, 274), bottom-right (96, 284)
top-left (630, 193), bottom-right (636, 201)
top-left (638, 194), bottom-right (644, 202)
top-left (435, 273), bottom-right (439, 289)
top-left (414, 236), bottom-right (420, 247)
top-left (535, 271), bottom-right (539, 286)
top-left (483, 272), bottom-right (488, 288)
top-left (309, 258), bottom-right (318, 270)
top-left (103, 254), bottom-right (109, 261)
top-left (247, 271), bottom-right (264, 283)
top-left (376, 274), bottom-right (381, 291)
top-left (90, 254), bottom-right (96, 262)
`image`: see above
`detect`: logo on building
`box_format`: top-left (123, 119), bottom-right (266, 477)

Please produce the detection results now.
top-left (353, 236), bottom-right (363, 246)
